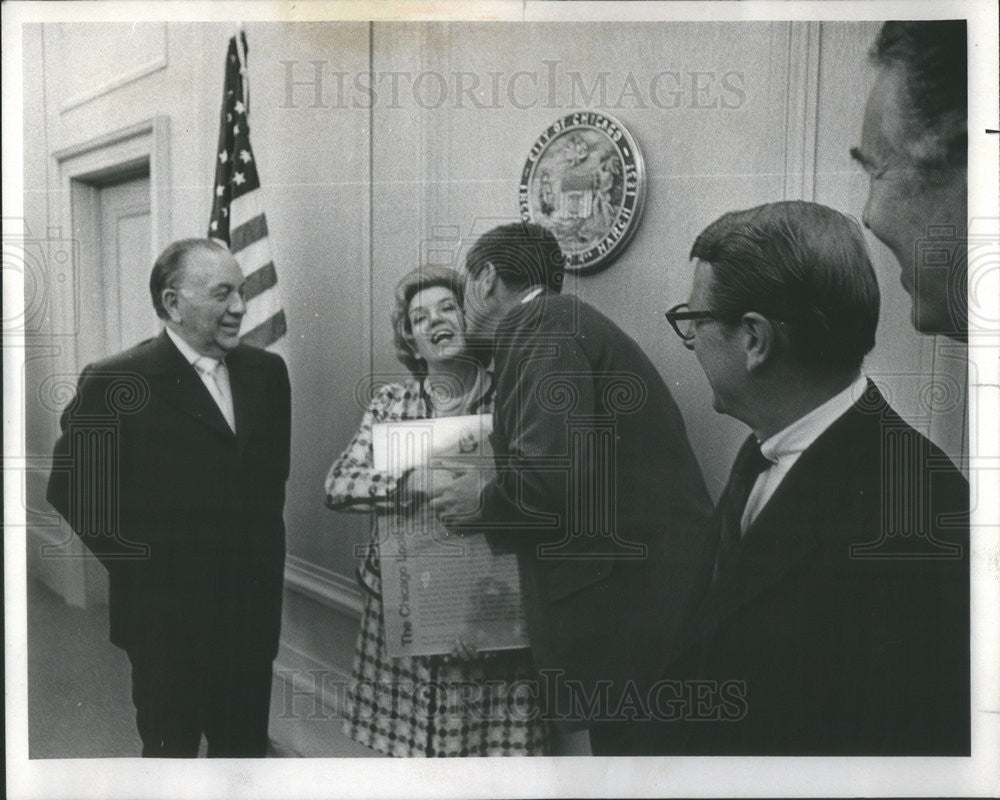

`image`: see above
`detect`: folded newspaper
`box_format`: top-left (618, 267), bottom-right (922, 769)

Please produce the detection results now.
top-left (372, 414), bottom-right (529, 658)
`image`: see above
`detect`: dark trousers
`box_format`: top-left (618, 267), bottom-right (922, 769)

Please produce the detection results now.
top-left (126, 643), bottom-right (274, 757)
top-left (589, 720), bottom-right (637, 756)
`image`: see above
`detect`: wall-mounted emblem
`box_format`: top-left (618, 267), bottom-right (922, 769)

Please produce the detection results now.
top-left (519, 111), bottom-right (646, 274)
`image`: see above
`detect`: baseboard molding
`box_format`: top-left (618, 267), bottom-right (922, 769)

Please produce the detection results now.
top-left (283, 554), bottom-right (362, 618)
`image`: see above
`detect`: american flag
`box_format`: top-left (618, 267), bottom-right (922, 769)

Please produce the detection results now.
top-left (208, 30), bottom-right (287, 349)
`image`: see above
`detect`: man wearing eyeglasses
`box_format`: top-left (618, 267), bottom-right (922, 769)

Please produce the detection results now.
top-left (642, 200), bottom-right (969, 755)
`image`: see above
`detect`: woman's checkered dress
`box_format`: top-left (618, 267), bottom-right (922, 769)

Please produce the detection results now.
top-left (325, 379), bottom-right (549, 757)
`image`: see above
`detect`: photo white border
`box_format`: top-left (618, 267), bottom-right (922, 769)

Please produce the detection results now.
top-left (4, 1), bottom-right (998, 798)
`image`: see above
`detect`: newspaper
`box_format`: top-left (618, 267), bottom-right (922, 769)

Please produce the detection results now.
top-left (372, 415), bottom-right (529, 658)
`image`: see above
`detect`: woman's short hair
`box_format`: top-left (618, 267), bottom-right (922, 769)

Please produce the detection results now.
top-left (391, 266), bottom-right (466, 377)
top-left (690, 201), bottom-right (880, 374)
top-left (149, 238), bottom-right (229, 319)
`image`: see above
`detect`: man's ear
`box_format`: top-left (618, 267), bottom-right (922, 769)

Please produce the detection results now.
top-left (162, 287), bottom-right (182, 324)
top-left (480, 262), bottom-right (498, 297)
top-left (741, 312), bottom-right (778, 372)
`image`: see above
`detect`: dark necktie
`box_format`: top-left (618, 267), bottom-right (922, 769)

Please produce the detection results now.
top-left (712, 436), bottom-right (772, 583)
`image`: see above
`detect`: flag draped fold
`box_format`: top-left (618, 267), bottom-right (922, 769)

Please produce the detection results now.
top-left (209, 31), bottom-right (286, 349)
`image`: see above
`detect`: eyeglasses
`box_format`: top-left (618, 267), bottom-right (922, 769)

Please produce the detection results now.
top-left (665, 303), bottom-right (717, 343)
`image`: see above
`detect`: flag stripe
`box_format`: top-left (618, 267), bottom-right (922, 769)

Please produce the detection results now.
top-left (230, 214), bottom-right (269, 254)
top-left (234, 236), bottom-right (272, 274)
top-left (241, 310), bottom-right (287, 350)
top-left (230, 192), bottom-right (262, 229)
top-left (244, 262), bottom-right (278, 302)
top-left (209, 31), bottom-right (285, 350)
top-left (242, 286), bottom-right (284, 332)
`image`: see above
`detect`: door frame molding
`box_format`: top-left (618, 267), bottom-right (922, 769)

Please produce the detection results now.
top-left (52, 116), bottom-right (171, 371)
top-left (782, 21), bottom-right (821, 203)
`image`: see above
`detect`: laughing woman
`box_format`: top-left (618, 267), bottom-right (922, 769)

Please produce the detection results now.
top-left (325, 266), bottom-right (548, 757)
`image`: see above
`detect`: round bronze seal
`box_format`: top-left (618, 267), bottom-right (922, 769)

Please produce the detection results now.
top-left (519, 111), bottom-right (646, 274)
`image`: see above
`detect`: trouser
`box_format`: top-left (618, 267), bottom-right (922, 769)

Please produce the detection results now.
top-left (126, 642), bottom-right (274, 757)
top-left (588, 720), bottom-right (637, 755)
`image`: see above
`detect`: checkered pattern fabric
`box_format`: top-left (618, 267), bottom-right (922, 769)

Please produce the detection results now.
top-left (327, 378), bottom-right (549, 756)
top-left (342, 575), bottom-right (549, 757)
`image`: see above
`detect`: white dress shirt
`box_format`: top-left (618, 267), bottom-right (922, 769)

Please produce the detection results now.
top-left (165, 326), bottom-right (236, 433)
top-left (521, 286), bottom-right (545, 304)
top-left (740, 372), bottom-right (869, 533)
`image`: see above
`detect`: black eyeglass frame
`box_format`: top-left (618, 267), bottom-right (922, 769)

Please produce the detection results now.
top-left (664, 302), bottom-right (718, 342)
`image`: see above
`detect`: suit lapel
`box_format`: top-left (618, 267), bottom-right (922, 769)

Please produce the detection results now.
top-left (227, 347), bottom-right (264, 454)
top-left (146, 330), bottom-right (236, 441)
top-left (685, 500), bottom-right (818, 652)
top-left (703, 484), bottom-right (819, 631)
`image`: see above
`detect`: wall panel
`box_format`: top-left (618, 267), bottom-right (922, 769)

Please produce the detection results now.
top-left (371, 21), bottom-right (808, 497)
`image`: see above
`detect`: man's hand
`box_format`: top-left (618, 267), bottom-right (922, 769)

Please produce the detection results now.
top-left (396, 464), bottom-right (438, 504)
top-left (426, 467), bottom-right (484, 524)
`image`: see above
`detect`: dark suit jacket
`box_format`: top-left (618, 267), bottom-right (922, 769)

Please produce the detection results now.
top-left (468, 292), bottom-right (714, 715)
top-left (47, 330), bottom-right (291, 659)
top-left (633, 383), bottom-right (970, 755)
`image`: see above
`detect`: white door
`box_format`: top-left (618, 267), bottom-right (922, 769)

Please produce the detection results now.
top-left (98, 175), bottom-right (156, 353)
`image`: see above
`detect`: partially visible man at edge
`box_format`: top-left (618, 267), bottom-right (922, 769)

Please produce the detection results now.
top-left (852, 20), bottom-right (968, 340)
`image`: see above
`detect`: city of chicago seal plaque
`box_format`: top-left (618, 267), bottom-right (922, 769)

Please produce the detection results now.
top-left (519, 111), bottom-right (646, 274)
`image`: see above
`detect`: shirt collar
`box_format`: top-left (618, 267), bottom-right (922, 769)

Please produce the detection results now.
top-left (520, 286), bottom-right (545, 305)
top-left (760, 372), bottom-right (869, 463)
top-left (164, 325), bottom-right (218, 369)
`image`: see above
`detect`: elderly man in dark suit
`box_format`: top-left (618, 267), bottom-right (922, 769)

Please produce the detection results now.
top-left (47, 238), bottom-right (291, 757)
top-left (426, 222), bottom-right (714, 755)
top-left (639, 201), bottom-right (969, 755)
